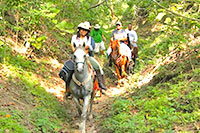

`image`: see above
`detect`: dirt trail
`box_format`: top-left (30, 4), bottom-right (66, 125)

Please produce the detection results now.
top-left (61, 84), bottom-right (128, 133)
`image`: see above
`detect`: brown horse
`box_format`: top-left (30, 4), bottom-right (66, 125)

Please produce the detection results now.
top-left (110, 39), bottom-right (130, 84)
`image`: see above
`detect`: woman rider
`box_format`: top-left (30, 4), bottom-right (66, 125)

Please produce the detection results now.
top-left (64, 21), bottom-right (107, 97)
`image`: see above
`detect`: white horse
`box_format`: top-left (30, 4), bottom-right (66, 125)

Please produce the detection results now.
top-left (69, 46), bottom-right (96, 133)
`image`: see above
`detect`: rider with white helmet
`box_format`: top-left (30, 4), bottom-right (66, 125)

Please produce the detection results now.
top-left (60, 21), bottom-right (107, 98)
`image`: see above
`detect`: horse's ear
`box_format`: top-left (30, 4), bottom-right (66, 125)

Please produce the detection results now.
top-left (110, 38), bottom-right (113, 42)
top-left (73, 43), bottom-right (76, 48)
top-left (72, 54), bottom-right (76, 61)
top-left (84, 54), bottom-right (86, 58)
top-left (83, 42), bottom-right (85, 47)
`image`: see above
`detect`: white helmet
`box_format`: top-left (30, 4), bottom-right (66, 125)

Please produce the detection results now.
top-left (116, 21), bottom-right (122, 26)
top-left (78, 22), bottom-right (84, 28)
top-left (84, 21), bottom-right (91, 28)
top-left (94, 24), bottom-right (101, 29)
top-left (78, 21), bottom-right (90, 30)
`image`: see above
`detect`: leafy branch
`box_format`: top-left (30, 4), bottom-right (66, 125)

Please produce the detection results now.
top-left (152, 0), bottom-right (200, 22)
top-left (87, 0), bottom-right (108, 11)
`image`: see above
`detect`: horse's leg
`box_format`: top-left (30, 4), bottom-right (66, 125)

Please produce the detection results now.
top-left (80, 95), bottom-right (90, 133)
top-left (121, 57), bottom-right (127, 78)
top-left (88, 90), bottom-right (95, 120)
top-left (114, 65), bottom-right (121, 85)
top-left (125, 57), bottom-right (130, 74)
top-left (73, 97), bottom-right (82, 116)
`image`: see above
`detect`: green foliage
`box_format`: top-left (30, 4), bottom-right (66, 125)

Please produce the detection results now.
top-left (29, 35), bottom-right (48, 49)
top-left (56, 20), bottom-right (74, 34)
top-left (104, 54), bottom-right (200, 132)
top-left (0, 111), bottom-right (29, 133)
top-left (0, 45), bottom-right (69, 132)
top-left (0, 42), bottom-right (12, 63)
top-left (28, 108), bottom-right (63, 132)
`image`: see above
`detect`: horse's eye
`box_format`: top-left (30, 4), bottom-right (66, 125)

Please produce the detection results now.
top-left (84, 55), bottom-right (86, 58)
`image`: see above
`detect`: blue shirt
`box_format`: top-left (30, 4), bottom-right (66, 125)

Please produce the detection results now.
top-left (111, 29), bottom-right (127, 43)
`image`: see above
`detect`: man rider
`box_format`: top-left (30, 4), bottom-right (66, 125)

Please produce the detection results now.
top-left (125, 23), bottom-right (138, 71)
top-left (107, 21), bottom-right (131, 66)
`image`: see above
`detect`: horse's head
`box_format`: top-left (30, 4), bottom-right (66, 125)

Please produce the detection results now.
top-left (110, 39), bottom-right (120, 51)
top-left (72, 46), bottom-right (88, 72)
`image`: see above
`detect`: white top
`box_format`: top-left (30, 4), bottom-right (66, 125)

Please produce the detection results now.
top-left (125, 29), bottom-right (138, 44)
top-left (71, 35), bottom-right (93, 50)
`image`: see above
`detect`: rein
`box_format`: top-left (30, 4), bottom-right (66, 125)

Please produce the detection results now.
top-left (72, 73), bottom-right (92, 87)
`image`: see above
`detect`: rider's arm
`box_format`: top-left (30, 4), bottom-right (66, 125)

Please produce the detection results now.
top-left (102, 34), bottom-right (106, 42)
top-left (133, 31), bottom-right (138, 43)
top-left (71, 35), bottom-right (76, 52)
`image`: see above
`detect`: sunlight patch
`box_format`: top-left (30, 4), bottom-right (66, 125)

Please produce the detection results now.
top-left (46, 87), bottom-right (65, 101)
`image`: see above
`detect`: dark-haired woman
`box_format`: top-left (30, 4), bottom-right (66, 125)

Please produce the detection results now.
top-left (61, 22), bottom-right (107, 98)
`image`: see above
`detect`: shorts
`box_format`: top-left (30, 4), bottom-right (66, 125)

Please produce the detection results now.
top-left (94, 41), bottom-right (105, 53)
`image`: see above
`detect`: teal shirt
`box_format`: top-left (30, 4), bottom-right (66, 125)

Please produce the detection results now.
top-left (91, 29), bottom-right (103, 43)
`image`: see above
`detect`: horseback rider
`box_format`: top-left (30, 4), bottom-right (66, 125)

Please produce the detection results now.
top-left (90, 24), bottom-right (107, 56)
top-left (125, 23), bottom-right (138, 71)
top-left (60, 21), bottom-right (107, 98)
top-left (107, 21), bottom-right (132, 66)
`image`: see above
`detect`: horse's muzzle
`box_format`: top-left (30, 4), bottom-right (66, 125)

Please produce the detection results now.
top-left (76, 62), bottom-right (85, 72)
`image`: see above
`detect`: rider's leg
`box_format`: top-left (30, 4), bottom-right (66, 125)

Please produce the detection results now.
top-left (94, 42), bottom-right (100, 56)
top-left (88, 57), bottom-right (107, 91)
top-left (132, 43), bottom-right (138, 58)
top-left (96, 70), bottom-right (107, 91)
top-left (130, 44), bottom-right (138, 73)
top-left (133, 47), bottom-right (138, 58)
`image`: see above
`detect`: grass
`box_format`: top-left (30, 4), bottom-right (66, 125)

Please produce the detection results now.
top-left (0, 43), bottom-right (71, 132)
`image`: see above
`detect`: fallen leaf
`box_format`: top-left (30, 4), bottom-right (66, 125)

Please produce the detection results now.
top-left (5, 114), bottom-right (11, 118)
